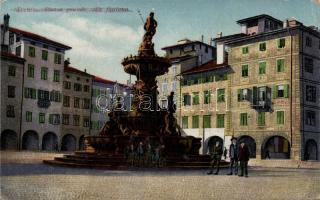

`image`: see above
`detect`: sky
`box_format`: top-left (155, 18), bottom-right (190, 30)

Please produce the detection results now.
top-left (1, 0), bottom-right (320, 84)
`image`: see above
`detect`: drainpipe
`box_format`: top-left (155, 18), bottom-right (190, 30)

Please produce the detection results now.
top-left (89, 76), bottom-right (93, 136)
top-left (287, 28), bottom-right (293, 158)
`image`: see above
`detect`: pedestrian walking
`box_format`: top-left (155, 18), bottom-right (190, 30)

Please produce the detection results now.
top-left (227, 137), bottom-right (238, 175)
top-left (207, 141), bottom-right (223, 175)
top-left (238, 141), bottom-right (250, 177)
top-left (137, 142), bottom-right (144, 166)
top-left (223, 147), bottom-right (228, 160)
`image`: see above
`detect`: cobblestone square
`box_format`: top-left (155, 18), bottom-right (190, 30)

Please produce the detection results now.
top-left (0, 152), bottom-right (319, 200)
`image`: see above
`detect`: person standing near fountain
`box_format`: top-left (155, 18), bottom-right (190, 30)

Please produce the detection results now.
top-left (207, 141), bottom-right (223, 175)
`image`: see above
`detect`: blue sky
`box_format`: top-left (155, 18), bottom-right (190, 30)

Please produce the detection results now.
top-left (1, 0), bottom-right (319, 83)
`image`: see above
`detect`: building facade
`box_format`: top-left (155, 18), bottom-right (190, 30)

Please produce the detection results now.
top-left (157, 39), bottom-right (215, 124)
top-left (0, 51), bottom-right (25, 150)
top-left (180, 60), bottom-right (230, 154)
top-left (214, 15), bottom-right (320, 160)
top-left (1, 22), bottom-right (72, 151)
top-left (91, 76), bottom-right (131, 136)
top-left (61, 61), bottom-right (92, 151)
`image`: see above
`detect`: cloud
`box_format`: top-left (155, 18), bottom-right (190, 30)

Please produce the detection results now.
top-left (18, 15), bottom-right (144, 83)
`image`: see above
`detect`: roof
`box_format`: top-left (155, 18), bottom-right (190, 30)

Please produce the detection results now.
top-left (181, 60), bottom-right (228, 75)
top-left (64, 66), bottom-right (92, 77)
top-left (93, 76), bottom-right (129, 88)
top-left (213, 33), bottom-right (247, 42)
top-left (162, 40), bottom-right (214, 50)
top-left (2, 25), bottom-right (71, 50)
top-left (169, 54), bottom-right (197, 63)
top-left (237, 14), bottom-right (283, 25)
top-left (1, 51), bottom-right (25, 64)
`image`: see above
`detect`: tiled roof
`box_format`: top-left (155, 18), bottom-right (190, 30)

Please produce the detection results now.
top-left (1, 51), bottom-right (25, 63)
top-left (2, 25), bottom-right (71, 50)
top-left (162, 40), bottom-right (213, 50)
top-left (237, 14), bottom-right (283, 25)
top-left (64, 66), bottom-right (92, 77)
top-left (181, 60), bottom-right (228, 75)
top-left (93, 76), bottom-right (129, 88)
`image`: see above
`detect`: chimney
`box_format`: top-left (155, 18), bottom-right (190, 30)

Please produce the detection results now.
top-left (201, 35), bottom-right (204, 42)
top-left (217, 32), bottom-right (222, 38)
top-left (1, 14), bottom-right (10, 50)
top-left (84, 68), bottom-right (87, 73)
top-left (64, 58), bottom-right (70, 67)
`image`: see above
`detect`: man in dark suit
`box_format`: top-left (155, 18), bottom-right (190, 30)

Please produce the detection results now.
top-left (238, 141), bottom-right (250, 177)
top-left (207, 141), bottom-right (223, 175)
top-left (227, 137), bottom-right (238, 175)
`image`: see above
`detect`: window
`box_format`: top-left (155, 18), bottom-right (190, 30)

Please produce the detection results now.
top-left (62, 114), bottom-right (70, 125)
top-left (276, 111), bottom-right (284, 125)
top-left (205, 46), bottom-right (208, 53)
top-left (182, 116), bottom-right (188, 128)
top-left (54, 53), bottom-right (62, 64)
top-left (41, 67), bottom-right (48, 80)
top-left (257, 112), bottom-right (265, 126)
top-left (6, 105), bottom-right (15, 118)
top-left (82, 98), bottom-right (90, 109)
top-left (259, 42), bottom-right (266, 51)
top-left (204, 90), bottom-right (211, 104)
top-left (16, 46), bottom-right (21, 57)
top-left (276, 59), bottom-right (285, 72)
top-left (84, 85), bottom-right (90, 92)
top-left (8, 65), bottom-right (16, 76)
top-left (192, 115), bottom-right (199, 128)
top-left (38, 90), bottom-right (50, 100)
top-left (27, 64), bottom-right (35, 78)
top-left (305, 58), bottom-right (313, 73)
top-left (162, 80), bottom-right (168, 93)
top-left (53, 70), bottom-right (60, 82)
top-left (42, 50), bottom-right (48, 60)
top-left (50, 90), bottom-right (61, 102)
top-left (63, 81), bottom-right (71, 89)
top-left (273, 85), bottom-right (289, 98)
top-left (306, 36), bottom-right (312, 47)
top-left (216, 114), bottom-right (225, 128)
top-left (259, 62), bottom-right (266, 75)
top-left (74, 97), bottom-right (80, 108)
top-left (73, 115), bottom-right (80, 126)
top-left (277, 38), bottom-right (286, 48)
top-left (306, 85), bottom-right (316, 102)
top-left (63, 96), bottom-right (70, 107)
top-left (8, 86), bottom-right (15, 98)
top-left (83, 117), bottom-right (90, 127)
top-left (242, 46), bottom-right (249, 54)
top-left (24, 88), bottom-right (37, 99)
top-left (39, 113), bottom-right (45, 123)
top-left (26, 111), bottom-right (32, 122)
top-left (16, 36), bottom-right (20, 42)
top-left (49, 114), bottom-right (60, 125)
top-left (183, 93), bottom-right (191, 106)
top-left (192, 92), bottom-right (199, 105)
top-left (217, 89), bottom-right (225, 102)
top-left (237, 88), bottom-right (249, 101)
top-left (203, 115), bottom-right (211, 128)
top-left (306, 110), bottom-right (316, 126)
top-left (172, 81), bottom-right (177, 92)
top-left (240, 113), bottom-right (248, 126)
top-left (28, 46), bottom-right (35, 57)
top-left (74, 83), bottom-right (82, 91)
top-left (241, 64), bottom-right (248, 77)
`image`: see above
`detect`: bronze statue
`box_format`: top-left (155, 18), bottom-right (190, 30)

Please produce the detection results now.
top-left (139, 12), bottom-right (158, 56)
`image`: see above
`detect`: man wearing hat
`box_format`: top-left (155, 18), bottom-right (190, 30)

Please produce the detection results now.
top-left (238, 141), bottom-right (250, 177)
top-left (227, 136), bottom-right (238, 175)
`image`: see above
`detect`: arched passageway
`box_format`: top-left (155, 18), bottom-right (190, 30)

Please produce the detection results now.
top-left (262, 136), bottom-right (290, 159)
top-left (61, 134), bottom-right (76, 151)
top-left (42, 132), bottom-right (58, 151)
top-left (305, 139), bottom-right (318, 160)
top-left (1, 130), bottom-right (17, 150)
top-left (22, 130), bottom-right (39, 150)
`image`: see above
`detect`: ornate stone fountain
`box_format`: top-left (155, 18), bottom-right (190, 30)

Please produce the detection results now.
top-left (44, 13), bottom-right (223, 169)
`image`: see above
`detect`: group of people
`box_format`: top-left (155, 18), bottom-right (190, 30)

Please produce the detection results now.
top-left (207, 137), bottom-right (250, 177)
top-left (124, 142), bottom-right (166, 167)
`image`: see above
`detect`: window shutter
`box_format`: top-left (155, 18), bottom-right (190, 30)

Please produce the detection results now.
top-left (272, 86), bottom-right (277, 99)
top-left (237, 89), bottom-right (241, 101)
top-left (252, 87), bottom-right (257, 105)
top-left (284, 84), bottom-right (289, 98)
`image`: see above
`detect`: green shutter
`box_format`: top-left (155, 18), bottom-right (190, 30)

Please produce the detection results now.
top-left (284, 84), bottom-right (289, 98)
top-left (192, 116), bottom-right (199, 128)
top-left (272, 86), bottom-right (277, 99)
top-left (252, 87), bottom-right (257, 105)
top-left (277, 39), bottom-right (280, 48)
top-left (203, 115), bottom-right (211, 128)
